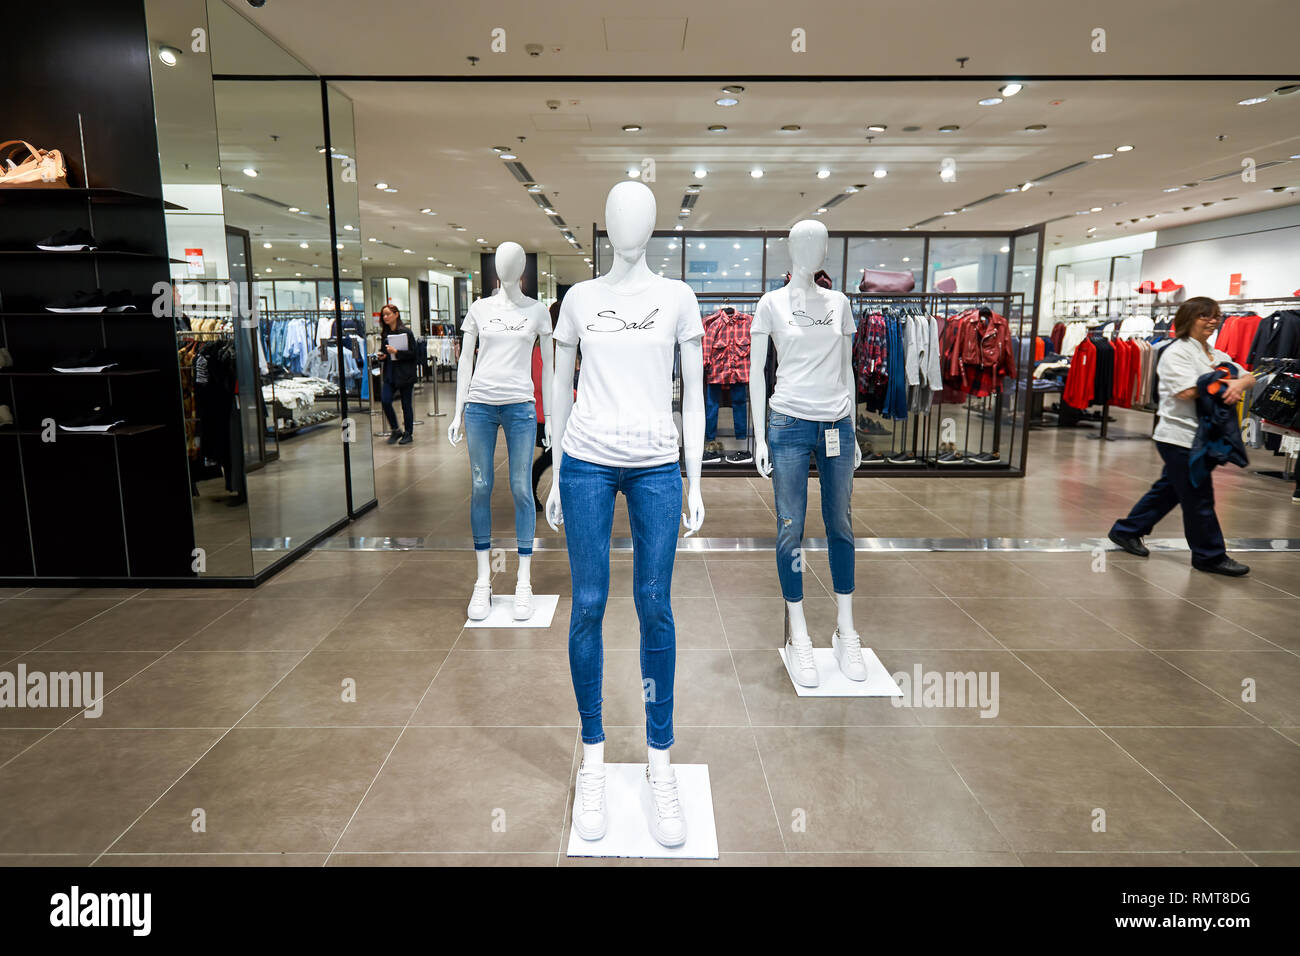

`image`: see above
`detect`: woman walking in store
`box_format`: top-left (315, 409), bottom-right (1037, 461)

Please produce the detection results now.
top-left (378, 304), bottom-right (417, 445)
top-left (1108, 296), bottom-right (1257, 576)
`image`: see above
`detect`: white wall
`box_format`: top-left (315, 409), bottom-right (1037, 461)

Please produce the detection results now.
top-left (1140, 205), bottom-right (1300, 302)
top-left (162, 183), bottom-right (229, 280)
top-left (1039, 232), bottom-right (1157, 327)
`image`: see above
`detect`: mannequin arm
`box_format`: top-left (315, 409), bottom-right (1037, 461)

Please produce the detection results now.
top-left (750, 332), bottom-right (772, 478)
top-left (843, 331), bottom-right (862, 468)
top-left (448, 330), bottom-right (476, 444)
top-left (545, 342), bottom-right (577, 529)
top-left (680, 338), bottom-right (706, 535)
top-left (539, 332), bottom-right (554, 448)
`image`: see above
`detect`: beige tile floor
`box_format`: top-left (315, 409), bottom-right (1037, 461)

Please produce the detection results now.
top-left (0, 393), bottom-right (1297, 867)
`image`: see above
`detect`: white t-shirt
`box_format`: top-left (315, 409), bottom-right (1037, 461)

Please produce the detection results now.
top-left (553, 274), bottom-right (704, 468)
top-left (461, 292), bottom-right (552, 406)
top-left (752, 286), bottom-right (855, 421)
top-left (1153, 336), bottom-right (1240, 449)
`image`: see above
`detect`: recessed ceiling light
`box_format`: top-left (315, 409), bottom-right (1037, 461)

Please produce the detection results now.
top-left (403, 248), bottom-right (414, 254)
top-left (902, 257), bottom-right (911, 262)
top-left (499, 153), bottom-right (517, 160)
top-left (1093, 153), bottom-right (1114, 160)
top-left (491, 146), bottom-right (507, 152)
top-left (627, 168), bottom-right (641, 179)
top-left (938, 125), bottom-right (960, 132)
top-left (816, 207), bottom-right (828, 214)
top-left (978, 97), bottom-right (1003, 106)
top-left (621, 124), bottom-right (642, 132)
top-left (866, 124), bottom-right (887, 132)
top-left (680, 208), bottom-right (690, 215)
top-left (750, 168), bottom-right (764, 178)
top-left (697, 242), bottom-right (706, 249)
top-left (242, 167), bottom-right (258, 177)
top-left (1162, 186), bottom-right (1181, 192)
top-left (844, 185), bottom-right (860, 194)
top-left (287, 206), bottom-right (299, 213)
top-left (475, 238), bottom-right (486, 243)
top-left (707, 125), bottom-right (727, 133)
top-left (374, 182), bottom-right (388, 189)
top-left (732, 243), bottom-right (741, 250)
top-left (543, 207), bottom-right (556, 215)
top-left (1237, 96), bottom-right (1269, 106)
top-left (343, 224), bottom-right (354, 231)
top-left (445, 262), bottom-right (454, 268)
top-left (721, 85), bottom-right (744, 94)
top-left (1115, 145), bottom-right (1135, 152)
top-left (873, 169), bottom-right (887, 179)
top-left (781, 124), bottom-right (802, 131)
top-left (674, 224), bottom-right (683, 231)
top-left (337, 243), bottom-right (344, 250)
top-left (715, 97), bottom-right (739, 107)
top-left (157, 45), bottom-right (181, 66)
top-left (693, 167), bottom-right (708, 178)
top-left (368, 237), bottom-right (378, 242)
top-left (816, 169), bottom-right (831, 179)
top-left (1000, 82), bottom-right (1024, 97)
top-left (1003, 186), bottom-right (1020, 193)
top-left (262, 242), bottom-right (272, 249)
top-left (1023, 124), bottom-right (1047, 131)
top-left (420, 207), bottom-right (432, 214)
top-left (668, 243), bottom-right (677, 249)
top-left (295, 272), bottom-right (302, 277)
top-left (942, 210), bottom-right (957, 216)
top-left (999, 245), bottom-right (1010, 253)
top-left (1090, 206), bottom-right (1103, 212)
top-left (298, 242), bottom-right (309, 249)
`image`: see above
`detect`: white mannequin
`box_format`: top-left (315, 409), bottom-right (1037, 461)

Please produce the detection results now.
top-left (750, 219), bottom-right (862, 658)
top-left (449, 241), bottom-right (554, 599)
top-left (546, 181), bottom-right (705, 836)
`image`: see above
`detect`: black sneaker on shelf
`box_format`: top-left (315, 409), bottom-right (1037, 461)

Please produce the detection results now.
top-left (861, 452), bottom-right (886, 463)
top-left (52, 349), bottom-right (118, 373)
top-left (937, 451), bottom-right (965, 464)
top-left (725, 450), bottom-right (753, 464)
top-left (887, 453), bottom-right (918, 464)
top-left (966, 452), bottom-right (1001, 464)
top-left (702, 447), bottom-right (722, 464)
top-left (59, 405), bottom-right (126, 432)
top-left (36, 227), bottom-right (97, 252)
top-left (45, 289), bottom-right (137, 313)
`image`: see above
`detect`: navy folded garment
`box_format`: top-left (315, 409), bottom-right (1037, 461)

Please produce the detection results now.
top-left (1189, 363), bottom-right (1248, 488)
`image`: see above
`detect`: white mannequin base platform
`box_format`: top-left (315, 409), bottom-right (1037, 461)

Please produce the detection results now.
top-left (779, 646), bottom-right (904, 697)
top-left (566, 763), bottom-right (719, 860)
top-left (463, 594), bottom-right (559, 628)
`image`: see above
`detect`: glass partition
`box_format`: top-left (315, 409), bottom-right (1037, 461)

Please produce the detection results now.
top-left (927, 236), bottom-right (1011, 293)
top-left (846, 237), bottom-right (925, 292)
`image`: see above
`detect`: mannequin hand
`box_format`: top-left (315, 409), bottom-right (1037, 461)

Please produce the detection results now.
top-left (682, 482), bottom-right (705, 537)
top-left (545, 483), bottom-right (564, 530)
top-left (542, 421), bottom-right (552, 449)
top-left (754, 440), bottom-right (772, 479)
top-left (854, 439), bottom-right (863, 470)
top-left (447, 418), bottom-right (462, 445)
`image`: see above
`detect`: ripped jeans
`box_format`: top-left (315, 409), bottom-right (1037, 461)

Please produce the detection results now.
top-left (558, 453), bottom-right (682, 749)
top-left (768, 411), bottom-right (856, 603)
top-left (465, 401), bottom-right (537, 554)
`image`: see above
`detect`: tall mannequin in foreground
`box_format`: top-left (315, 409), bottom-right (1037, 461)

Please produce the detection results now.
top-left (546, 181), bottom-right (705, 847)
top-left (449, 242), bottom-right (553, 620)
top-left (751, 219), bottom-right (866, 688)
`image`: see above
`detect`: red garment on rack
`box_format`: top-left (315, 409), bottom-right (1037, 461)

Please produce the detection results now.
top-left (1111, 339), bottom-right (1131, 407)
top-left (702, 308), bottom-right (754, 384)
top-left (944, 308), bottom-right (1017, 397)
top-left (1050, 321), bottom-right (1067, 354)
top-left (1063, 337), bottom-right (1097, 409)
top-left (1216, 313), bottom-right (1262, 369)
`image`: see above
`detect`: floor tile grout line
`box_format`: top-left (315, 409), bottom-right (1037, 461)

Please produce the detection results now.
top-left (921, 727), bottom-right (1025, 864)
top-left (321, 574), bottom-right (473, 867)
top-left (702, 556), bottom-right (788, 856)
top-left (556, 731), bottom-right (580, 867)
top-left (85, 562), bottom-right (406, 868)
top-left (1, 590), bottom-right (150, 668)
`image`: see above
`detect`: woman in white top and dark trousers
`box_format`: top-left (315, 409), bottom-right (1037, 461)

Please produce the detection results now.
top-left (1109, 297), bottom-right (1257, 575)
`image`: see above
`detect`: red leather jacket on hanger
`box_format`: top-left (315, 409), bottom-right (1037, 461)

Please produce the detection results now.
top-left (945, 309), bottom-right (1017, 396)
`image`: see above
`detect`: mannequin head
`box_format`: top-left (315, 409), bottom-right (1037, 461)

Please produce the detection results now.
top-left (494, 241), bottom-right (525, 287)
top-left (604, 181), bottom-right (656, 263)
top-left (789, 220), bottom-right (828, 274)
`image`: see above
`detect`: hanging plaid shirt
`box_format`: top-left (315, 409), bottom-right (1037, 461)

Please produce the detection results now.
top-left (853, 312), bottom-right (889, 393)
top-left (702, 309), bottom-right (754, 384)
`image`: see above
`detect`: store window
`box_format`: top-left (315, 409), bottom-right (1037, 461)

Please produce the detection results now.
top-left (926, 237), bottom-right (1011, 294)
top-left (846, 237), bottom-right (924, 292)
top-left (682, 236), bottom-right (762, 294)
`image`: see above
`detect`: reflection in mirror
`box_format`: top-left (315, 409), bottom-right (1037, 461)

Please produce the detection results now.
top-left (146, 0), bottom-right (253, 576)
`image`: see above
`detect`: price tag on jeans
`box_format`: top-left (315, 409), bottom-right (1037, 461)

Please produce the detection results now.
top-left (824, 428), bottom-right (840, 457)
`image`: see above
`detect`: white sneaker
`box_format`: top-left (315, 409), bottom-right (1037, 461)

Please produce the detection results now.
top-left (513, 583), bottom-right (533, 620)
top-left (832, 628), bottom-right (868, 682)
top-left (467, 582), bottom-right (492, 621)
top-left (573, 764), bottom-right (607, 841)
top-left (785, 636), bottom-right (819, 687)
top-left (642, 766), bottom-right (686, 847)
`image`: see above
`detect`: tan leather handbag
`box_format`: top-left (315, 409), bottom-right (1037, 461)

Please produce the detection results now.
top-left (0, 140), bottom-right (69, 188)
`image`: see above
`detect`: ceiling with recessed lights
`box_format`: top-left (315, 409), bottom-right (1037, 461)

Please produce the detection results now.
top-left (333, 78), bottom-right (1299, 283)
